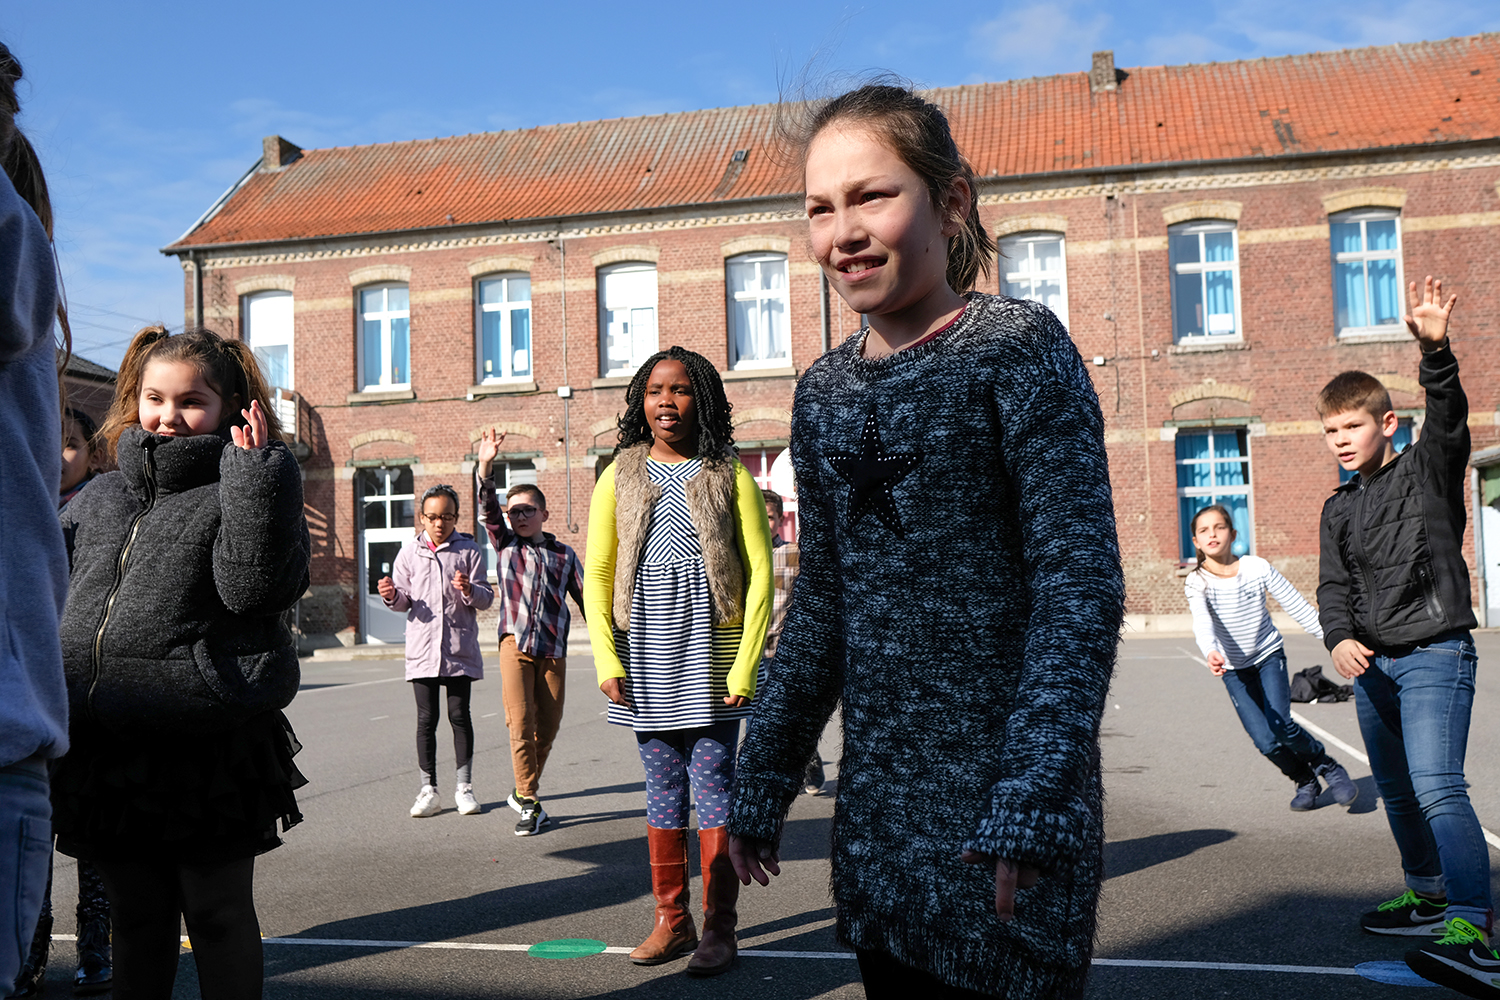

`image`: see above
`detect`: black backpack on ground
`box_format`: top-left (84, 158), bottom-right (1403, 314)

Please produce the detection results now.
top-left (1289, 665), bottom-right (1354, 703)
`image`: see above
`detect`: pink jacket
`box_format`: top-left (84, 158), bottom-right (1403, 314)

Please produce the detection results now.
top-left (386, 531), bottom-right (494, 680)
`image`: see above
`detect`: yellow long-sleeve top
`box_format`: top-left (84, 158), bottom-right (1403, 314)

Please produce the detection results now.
top-left (584, 457), bottom-right (772, 700)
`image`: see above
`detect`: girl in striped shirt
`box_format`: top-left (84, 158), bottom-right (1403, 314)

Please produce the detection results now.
top-left (1185, 504), bottom-right (1358, 811)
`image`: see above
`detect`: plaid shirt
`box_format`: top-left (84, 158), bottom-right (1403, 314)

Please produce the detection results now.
top-left (477, 472), bottom-right (585, 658)
top-left (764, 535), bottom-right (799, 659)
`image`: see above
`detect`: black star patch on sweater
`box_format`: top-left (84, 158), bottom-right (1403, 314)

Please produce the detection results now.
top-left (827, 411), bottom-right (922, 538)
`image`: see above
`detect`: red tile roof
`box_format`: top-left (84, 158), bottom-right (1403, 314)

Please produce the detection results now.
top-left (170, 33), bottom-right (1500, 249)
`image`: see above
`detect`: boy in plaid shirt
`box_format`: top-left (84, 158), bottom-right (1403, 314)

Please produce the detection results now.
top-left (476, 429), bottom-right (585, 836)
top-left (762, 488), bottom-right (823, 794)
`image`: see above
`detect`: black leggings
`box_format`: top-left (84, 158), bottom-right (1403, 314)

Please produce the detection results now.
top-left (94, 856), bottom-right (260, 1000)
top-left (413, 677), bottom-right (474, 787)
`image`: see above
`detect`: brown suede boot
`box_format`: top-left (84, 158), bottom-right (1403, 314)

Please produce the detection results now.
top-left (686, 825), bottom-right (739, 976)
top-left (630, 826), bottom-right (698, 965)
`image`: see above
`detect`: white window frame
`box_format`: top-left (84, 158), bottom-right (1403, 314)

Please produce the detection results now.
top-left (998, 231), bottom-right (1069, 328)
top-left (1169, 220), bottom-right (1243, 344)
top-left (357, 284), bottom-right (411, 391)
top-left (1174, 426), bottom-right (1254, 562)
top-left (1331, 208), bottom-right (1405, 337)
top-left (476, 460), bottom-right (538, 583)
top-left (598, 262), bottom-right (659, 378)
top-left (475, 273), bottom-right (533, 383)
top-left (726, 252), bottom-right (790, 370)
top-left (241, 290), bottom-right (294, 390)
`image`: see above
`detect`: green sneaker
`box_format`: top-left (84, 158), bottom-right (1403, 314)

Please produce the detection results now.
top-left (1360, 889), bottom-right (1449, 936)
top-left (1405, 917), bottom-right (1500, 998)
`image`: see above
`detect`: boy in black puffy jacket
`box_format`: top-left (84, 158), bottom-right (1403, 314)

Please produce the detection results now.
top-left (1317, 276), bottom-right (1496, 996)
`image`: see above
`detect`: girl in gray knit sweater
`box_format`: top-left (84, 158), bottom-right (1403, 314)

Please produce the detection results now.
top-left (726, 84), bottom-right (1124, 999)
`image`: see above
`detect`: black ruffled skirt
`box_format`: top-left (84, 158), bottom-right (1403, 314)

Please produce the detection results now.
top-left (52, 711), bottom-right (306, 866)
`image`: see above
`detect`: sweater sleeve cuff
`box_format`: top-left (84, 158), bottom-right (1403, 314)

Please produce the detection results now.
top-left (963, 788), bottom-right (1100, 874)
top-left (1324, 628), bottom-right (1352, 652)
top-left (726, 773), bottom-right (798, 843)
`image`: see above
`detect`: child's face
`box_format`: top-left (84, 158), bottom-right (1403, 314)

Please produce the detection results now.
top-left (1322, 407), bottom-right (1398, 478)
top-left (804, 125), bottom-right (958, 320)
top-left (643, 359), bottom-right (697, 448)
top-left (60, 418), bottom-right (94, 494)
top-left (421, 495), bottom-right (459, 545)
top-left (765, 502), bottom-right (782, 535)
top-left (139, 360), bottom-right (228, 437)
top-left (504, 490), bottom-right (549, 539)
top-left (1192, 513), bottom-right (1236, 561)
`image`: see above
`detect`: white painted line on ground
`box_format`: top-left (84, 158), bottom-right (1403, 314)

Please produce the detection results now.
top-left (1092, 958), bottom-right (1358, 976)
top-left (368, 716), bottom-right (389, 721)
top-left (1289, 711), bottom-right (1368, 764)
top-left (482, 712), bottom-right (499, 718)
top-left (298, 676), bottom-right (404, 694)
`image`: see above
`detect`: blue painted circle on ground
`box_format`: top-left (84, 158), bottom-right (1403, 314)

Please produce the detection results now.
top-left (527, 938), bottom-right (608, 960)
top-left (1354, 961), bottom-right (1440, 987)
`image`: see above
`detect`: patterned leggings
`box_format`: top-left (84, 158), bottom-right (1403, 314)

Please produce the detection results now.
top-left (635, 721), bottom-right (739, 829)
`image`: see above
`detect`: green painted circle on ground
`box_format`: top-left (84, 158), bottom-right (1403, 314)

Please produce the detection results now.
top-left (527, 938), bottom-right (608, 960)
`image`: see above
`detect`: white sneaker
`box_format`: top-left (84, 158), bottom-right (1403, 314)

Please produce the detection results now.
top-left (455, 783), bottom-right (481, 815)
top-left (410, 785), bottom-right (441, 818)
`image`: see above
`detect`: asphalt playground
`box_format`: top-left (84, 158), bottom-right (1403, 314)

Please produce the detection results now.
top-left (31, 630), bottom-right (1500, 999)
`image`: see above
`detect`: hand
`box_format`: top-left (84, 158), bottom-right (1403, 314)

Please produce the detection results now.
top-left (476, 428), bottom-right (506, 478)
top-left (961, 850), bottom-right (1040, 922)
top-left (729, 833), bottom-right (781, 886)
top-left (600, 676), bottom-right (633, 709)
top-left (1206, 650), bottom-right (1228, 676)
top-left (452, 570), bottom-right (471, 598)
top-left (230, 399), bottom-right (269, 450)
top-left (1331, 638), bottom-right (1373, 679)
top-left (1405, 276), bottom-right (1457, 350)
top-left (724, 694), bottom-right (749, 707)
top-left (376, 576), bottom-right (396, 602)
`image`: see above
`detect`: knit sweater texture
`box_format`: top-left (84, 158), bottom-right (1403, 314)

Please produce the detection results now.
top-left (727, 293), bottom-right (1124, 998)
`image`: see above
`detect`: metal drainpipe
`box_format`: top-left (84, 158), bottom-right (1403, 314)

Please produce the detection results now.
top-left (558, 237), bottom-right (579, 532)
top-left (819, 270), bottom-right (830, 354)
top-left (191, 250), bottom-right (203, 328)
top-left (1473, 467), bottom-right (1488, 629)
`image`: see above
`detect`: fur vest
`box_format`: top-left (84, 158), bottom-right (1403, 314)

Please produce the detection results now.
top-left (611, 443), bottom-right (745, 629)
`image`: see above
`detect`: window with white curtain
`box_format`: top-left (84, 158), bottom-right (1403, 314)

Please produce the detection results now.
top-left (1169, 221), bottom-right (1242, 342)
top-left (999, 232), bottom-right (1068, 327)
top-left (476, 274), bottom-right (532, 382)
top-left (242, 290), bottom-right (294, 389)
top-left (598, 263), bottom-right (658, 377)
top-left (727, 252), bottom-right (789, 368)
top-left (1331, 208), bottom-right (1404, 336)
top-left (358, 284), bottom-right (411, 390)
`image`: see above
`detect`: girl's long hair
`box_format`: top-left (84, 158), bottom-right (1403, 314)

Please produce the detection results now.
top-left (615, 346), bottom-right (734, 460)
top-left (99, 326), bottom-right (283, 459)
top-left (777, 78), bottom-right (996, 294)
top-left (1189, 504), bottom-right (1237, 574)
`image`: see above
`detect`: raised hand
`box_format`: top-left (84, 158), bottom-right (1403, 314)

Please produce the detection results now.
top-left (476, 428), bottom-right (506, 478)
top-left (230, 399), bottom-right (270, 450)
top-left (452, 569), bottom-right (471, 598)
top-left (1404, 275), bottom-right (1457, 350)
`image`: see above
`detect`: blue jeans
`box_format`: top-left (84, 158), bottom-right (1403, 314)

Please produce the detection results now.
top-left (0, 756), bottom-right (52, 994)
top-left (1222, 649), bottom-right (1327, 761)
top-left (1355, 632), bottom-right (1491, 924)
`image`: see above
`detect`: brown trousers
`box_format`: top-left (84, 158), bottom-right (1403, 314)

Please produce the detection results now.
top-left (499, 634), bottom-right (566, 799)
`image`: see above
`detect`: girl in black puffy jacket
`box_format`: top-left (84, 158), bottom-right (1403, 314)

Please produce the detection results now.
top-left (53, 326), bottom-right (310, 1000)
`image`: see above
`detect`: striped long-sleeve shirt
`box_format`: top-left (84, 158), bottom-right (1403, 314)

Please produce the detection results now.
top-left (477, 472), bottom-right (585, 658)
top-left (1185, 555), bottom-right (1324, 669)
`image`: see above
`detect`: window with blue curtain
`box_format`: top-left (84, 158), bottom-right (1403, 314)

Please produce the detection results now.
top-left (1330, 208), bottom-right (1403, 335)
top-left (358, 284), bottom-right (410, 390)
top-left (1176, 427), bottom-right (1253, 561)
top-left (1338, 417), bottom-right (1414, 483)
top-left (1169, 220), bottom-right (1241, 342)
top-left (476, 274), bottom-right (532, 382)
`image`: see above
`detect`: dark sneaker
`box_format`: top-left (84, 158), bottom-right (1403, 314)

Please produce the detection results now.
top-left (803, 757), bottom-right (825, 795)
top-left (1289, 778), bottom-right (1321, 811)
top-left (1361, 889), bottom-right (1450, 936)
top-left (513, 798), bottom-right (548, 837)
top-left (1405, 917), bottom-right (1500, 997)
top-left (1316, 762), bottom-right (1359, 806)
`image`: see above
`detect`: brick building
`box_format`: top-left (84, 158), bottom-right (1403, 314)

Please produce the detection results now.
top-left (165, 35), bottom-right (1500, 643)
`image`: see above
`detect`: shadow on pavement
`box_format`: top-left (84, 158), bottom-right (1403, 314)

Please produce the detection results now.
top-left (1104, 829), bottom-right (1236, 880)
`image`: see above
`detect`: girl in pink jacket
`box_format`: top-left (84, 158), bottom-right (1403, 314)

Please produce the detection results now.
top-left (378, 484), bottom-right (494, 818)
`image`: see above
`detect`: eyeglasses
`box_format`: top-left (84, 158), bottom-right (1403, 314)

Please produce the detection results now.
top-left (506, 505), bottom-right (540, 519)
top-left (421, 512), bottom-right (457, 523)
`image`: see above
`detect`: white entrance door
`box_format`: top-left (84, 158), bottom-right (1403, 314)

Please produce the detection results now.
top-left (357, 467), bottom-right (416, 644)
top-left (1483, 500), bottom-right (1500, 626)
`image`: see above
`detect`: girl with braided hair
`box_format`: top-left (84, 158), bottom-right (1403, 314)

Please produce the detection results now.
top-left (584, 345), bottom-right (772, 977)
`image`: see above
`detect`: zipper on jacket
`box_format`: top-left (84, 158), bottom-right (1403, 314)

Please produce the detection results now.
top-left (87, 437), bottom-right (158, 722)
top-left (1349, 483), bottom-right (1382, 645)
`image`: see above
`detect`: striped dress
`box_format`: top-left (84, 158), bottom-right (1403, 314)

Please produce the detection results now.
top-left (608, 457), bottom-right (763, 731)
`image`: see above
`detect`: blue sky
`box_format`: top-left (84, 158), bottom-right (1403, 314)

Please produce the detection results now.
top-left (8, 1), bottom-right (1500, 368)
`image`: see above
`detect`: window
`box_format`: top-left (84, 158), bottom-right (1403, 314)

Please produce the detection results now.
top-left (999, 232), bottom-right (1068, 327)
top-left (727, 253), bottom-right (789, 368)
top-left (242, 290), bottom-right (294, 389)
top-left (476, 460), bottom-right (538, 581)
top-left (359, 285), bottom-right (410, 390)
top-left (1169, 221), bottom-right (1241, 342)
top-left (1176, 427), bottom-right (1253, 561)
top-left (1338, 417), bottom-right (1414, 484)
top-left (1331, 208), bottom-right (1403, 336)
top-left (476, 274), bottom-right (532, 382)
top-left (599, 263), bottom-right (658, 377)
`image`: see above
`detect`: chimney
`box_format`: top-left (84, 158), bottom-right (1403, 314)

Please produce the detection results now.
top-left (1089, 51), bottom-right (1118, 93)
top-left (261, 135), bottom-right (302, 172)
